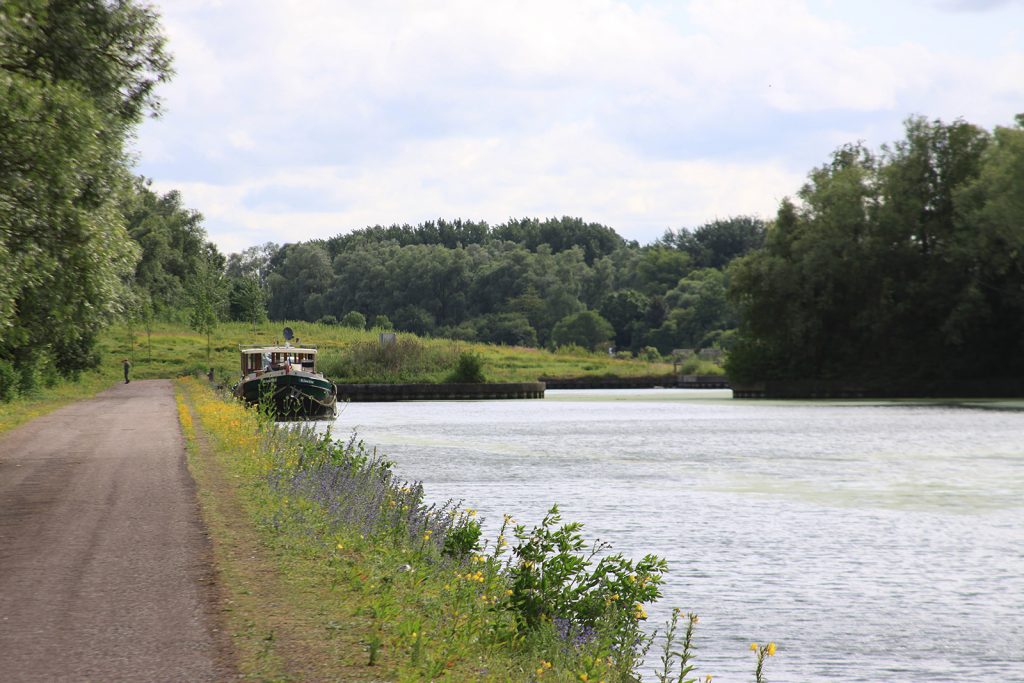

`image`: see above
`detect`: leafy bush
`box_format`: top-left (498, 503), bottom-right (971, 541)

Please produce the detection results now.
top-left (317, 314), bottom-right (339, 326)
top-left (502, 505), bottom-right (665, 642)
top-left (678, 356), bottom-right (726, 376)
top-left (321, 338), bottom-right (457, 383)
top-left (371, 314), bottom-right (394, 331)
top-left (0, 359), bottom-right (19, 402)
top-left (341, 311), bottom-right (367, 329)
top-left (16, 361), bottom-right (40, 397)
top-left (641, 346), bottom-right (662, 362)
top-left (443, 513), bottom-right (482, 558)
top-left (446, 351), bottom-right (486, 383)
top-left (550, 310), bottom-right (615, 351)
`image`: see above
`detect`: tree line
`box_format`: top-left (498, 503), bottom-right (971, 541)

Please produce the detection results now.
top-left (257, 215), bottom-right (762, 354)
top-left (727, 114), bottom-right (1024, 389)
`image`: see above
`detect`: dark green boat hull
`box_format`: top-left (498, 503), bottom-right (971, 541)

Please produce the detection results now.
top-left (234, 373), bottom-right (337, 419)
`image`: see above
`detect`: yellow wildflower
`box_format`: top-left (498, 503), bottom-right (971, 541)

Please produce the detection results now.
top-left (579, 674), bottom-right (589, 682)
top-left (767, 642), bottom-right (776, 656)
top-left (750, 642), bottom-right (758, 652)
top-left (336, 543), bottom-right (344, 550)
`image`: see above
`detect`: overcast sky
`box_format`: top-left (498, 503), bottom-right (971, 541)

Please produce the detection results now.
top-left (134, 0), bottom-right (1024, 255)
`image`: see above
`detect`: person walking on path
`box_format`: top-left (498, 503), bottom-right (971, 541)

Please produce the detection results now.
top-left (123, 358), bottom-right (131, 383)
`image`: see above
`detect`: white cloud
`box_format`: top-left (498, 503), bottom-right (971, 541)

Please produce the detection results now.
top-left (136, 0), bottom-right (1024, 253)
top-left (154, 123), bottom-right (803, 255)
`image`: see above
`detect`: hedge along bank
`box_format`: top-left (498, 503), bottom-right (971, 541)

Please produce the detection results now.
top-left (177, 377), bottom-right (775, 682)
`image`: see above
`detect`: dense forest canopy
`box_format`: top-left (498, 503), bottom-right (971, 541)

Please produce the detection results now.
top-left (257, 215), bottom-right (762, 353)
top-left (727, 115), bottom-right (1024, 387)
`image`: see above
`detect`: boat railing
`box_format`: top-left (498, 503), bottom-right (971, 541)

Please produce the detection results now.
top-left (238, 343), bottom-right (319, 351)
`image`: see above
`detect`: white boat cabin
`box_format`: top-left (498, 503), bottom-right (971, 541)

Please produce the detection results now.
top-left (240, 346), bottom-right (319, 376)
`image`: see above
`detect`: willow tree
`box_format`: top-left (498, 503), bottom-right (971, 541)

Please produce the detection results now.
top-left (0, 0), bottom-right (173, 387)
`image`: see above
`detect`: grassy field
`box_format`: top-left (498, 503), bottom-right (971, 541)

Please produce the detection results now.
top-left (97, 320), bottom-right (688, 386)
top-left (2, 319), bottom-right (708, 436)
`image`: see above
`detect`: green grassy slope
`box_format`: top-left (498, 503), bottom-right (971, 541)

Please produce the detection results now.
top-left (98, 321), bottom-right (679, 385)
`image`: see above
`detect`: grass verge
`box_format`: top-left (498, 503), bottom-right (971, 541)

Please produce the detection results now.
top-left (175, 377), bottom-right (687, 682)
top-left (177, 381), bottom-right (386, 681)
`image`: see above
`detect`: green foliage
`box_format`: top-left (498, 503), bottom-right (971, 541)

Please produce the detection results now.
top-left (640, 346), bottom-right (662, 362)
top-left (501, 504), bottom-right (667, 676)
top-left (471, 312), bottom-right (538, 347)
top-left (442, 515), bottom-right (483, 559)
top-left (124, 178), bottom-right (221, 317)
top-left (188, 252), bottom-right (228, 361)
top-left (555, 343), bottom-right (593, 357)
top-left (266, 242), bottom-right (333, 320)
top-left (648, 269), bottom-right (734, 354)
top-left (660, 216), bottom-right (766, 269)
top-left (634, 248), bottom-right (692, 296)
top-left (551, 310), bottom-right (615, 351)
top-left (371, 314), bottom-right (394, 331)
top-left (251, 215), bottom-right (753, 354)
top-left (229, 273), bottom-right (267, 333)
top-left (728, 115), bottom-right (1024, 386)
top-left (0, 0), bottom-right (171, 382)
top-left (600, 289), bottom-right (650, 349)
top-left (446, 352), bottom-right (486, 383)
top-left (677, 355), bottom-right (723, 376)
top-left (0, 359), bottom-right (19, 402)
top-left (340, 311), bottom-right (367, 329)
top-left (491, 216), bottom-right (627, 265)
top-left (321, 337), bottom-right (456, 384)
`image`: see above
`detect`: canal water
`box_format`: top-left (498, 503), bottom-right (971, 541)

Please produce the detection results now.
top-left (327, 390), bottom-right (1024, 682)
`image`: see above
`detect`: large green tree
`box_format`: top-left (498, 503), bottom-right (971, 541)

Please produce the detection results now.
top-left (728, 115), bottom-right (1024, 387)
top-left (123, 178), bottom-right (218, 316)
top-left (550, 310), bottom-right (615, 351)
top-left (0, 0), bottom-right (172, 387)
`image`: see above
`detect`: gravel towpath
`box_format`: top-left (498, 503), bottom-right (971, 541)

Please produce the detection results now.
top-left (0, 379), bottom-right (234, 682)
